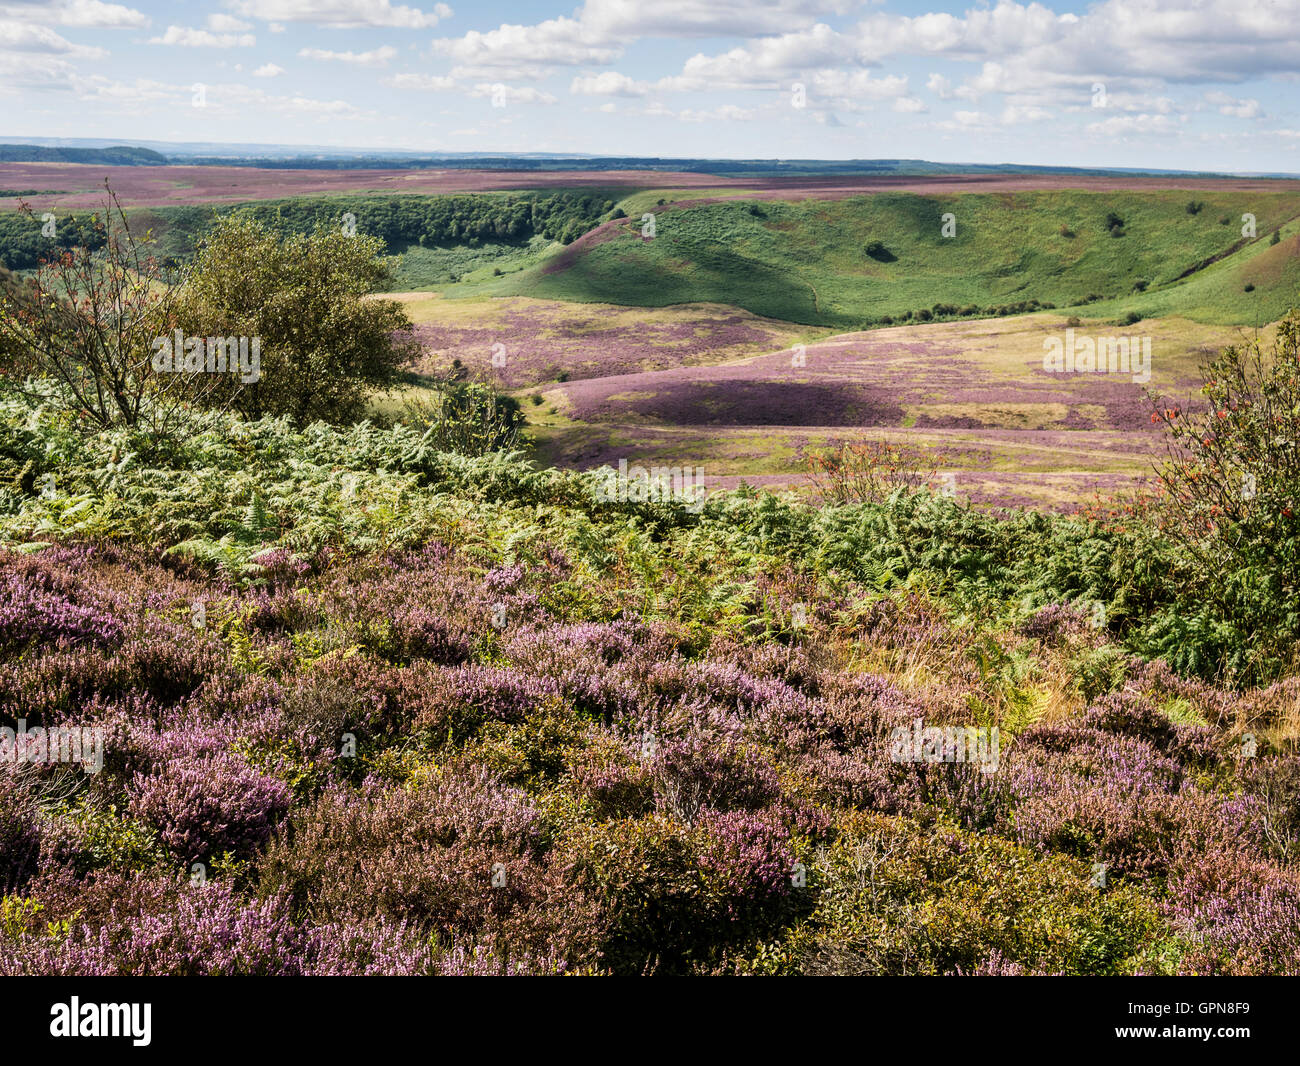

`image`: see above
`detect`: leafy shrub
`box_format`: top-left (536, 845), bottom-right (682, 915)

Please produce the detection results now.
top-left (1150, 311), bottom-right (1300, 680)
top-left (807, 439), bottom-right (938, 504)
top-left (403, 381), bottom-right (527, 457)
top-left (183, 213), bottom-right (415, 424)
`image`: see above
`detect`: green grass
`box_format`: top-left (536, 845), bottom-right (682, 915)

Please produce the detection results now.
top-left (385, 236), bottom-right (554, 289)
top-left (464, 190), bottom-right (1300, 328)
top-left (1076, 215), bottom-right (1300, 327)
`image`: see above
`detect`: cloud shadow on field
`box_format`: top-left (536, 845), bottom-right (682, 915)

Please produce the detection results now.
top-left (613, 381), bottom-right (906, 426)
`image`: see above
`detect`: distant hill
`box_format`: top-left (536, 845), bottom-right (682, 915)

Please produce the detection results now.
top-left (0, 144), bottom-right (166, 166)
top-left (483, 188), bottom-right (1300, 328)
top-left (4, 137), bottom-right (1297, 178)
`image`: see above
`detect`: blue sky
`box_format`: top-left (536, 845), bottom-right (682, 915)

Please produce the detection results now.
top-left (3, 0), bottom-right (1299, 170)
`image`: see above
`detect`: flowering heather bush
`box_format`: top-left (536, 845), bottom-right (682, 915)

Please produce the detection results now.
top-left (0, 876), bottom-right (304, 976)
top-left (305, 922), bottom-right (575, 976)
top-left (128, 751), bottom-right (292, 864)
top-left (650, 734), bottom-right (782, 818)
top-left (696, 807), bottom-right (794, 907)
top-left (0, 568), bottom-right (124, 652)
top-left (411, 664), bottom-right (564, 737)
top-left (1020, 603), bottom-right (1096, 646)
top-left (1166, 847), bottom-right (1300, 975)
top-left (0, 771), bottom-right (42, 895)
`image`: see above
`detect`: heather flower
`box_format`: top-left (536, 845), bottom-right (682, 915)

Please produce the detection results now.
top-left (696, 807), bottom-right (794, 908)
top-left (128, 750), bottom-right (292, 864)
top-left (0, 878), bottom-right (304, 976)
top-left (1019, 603), bottom-right (1095, 645)
top-left (650, 733), bottom-right (782, 819)
top-left (0, 569), bottom-right (123, 653)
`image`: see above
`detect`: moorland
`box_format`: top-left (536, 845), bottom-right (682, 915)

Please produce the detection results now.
top-left (1, 160), bottom-right (1299, 975)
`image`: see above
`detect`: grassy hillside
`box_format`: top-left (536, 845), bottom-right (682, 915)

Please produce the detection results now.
top-left (474, 190), bottom-right (1300, 328)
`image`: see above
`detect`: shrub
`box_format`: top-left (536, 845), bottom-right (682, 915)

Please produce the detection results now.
top-left (807, 439), bottom-right (938, 504)
top-left (0, 185), bottom-right (193, 432)
top-left (794, 813), bottom-right (1166, 976)
top-left (403, 381), bottom-right (526, 457)
top-left (128, 751), bottom-right (292, 864)
top-left (182, 213), bottom-right (416, 424)
top-left (0, 877), bottom-right (304, 976)
top-left (1149, 311), bottom-right (1300, 680)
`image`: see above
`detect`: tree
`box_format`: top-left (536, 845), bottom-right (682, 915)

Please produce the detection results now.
top-left (1150, 311), bottom-right (1300, 673)
top-left (182, 214), bottom-right (416, 424)
top-left (0, 183), bottom-right (217, 434)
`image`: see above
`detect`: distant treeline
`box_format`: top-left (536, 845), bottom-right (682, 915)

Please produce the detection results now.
top-left (151, 154), bottom-right (1236, 178)
top-left (0, 211), bottom-right (107, 269)
top-left (0, 144), bottom-right (167, 165)
top-left (0, 191), bottom-right (614, 269)
top-left (232, 191), bottom-right (616, 247)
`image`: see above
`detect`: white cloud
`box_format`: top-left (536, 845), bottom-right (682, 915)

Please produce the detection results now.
top-left (227, 0), bottom-right (451, 29)
top-left (386, 72), bottom-right (456, 90)
top-left (671, 23), bottom-right (849, 89)
top-left (434, 17), bottom-right (620, 76)
top-left (207, 13), bottom-right (252, 32)
top-left (1205, 90), bottom-right (1262, 119)
top-left (927, 72), bottom-right (978, 101)
top-left (0, 0), bottom-right (148, 29)
top-left (580, 0), bottom-right (857, 38)
top-left (253, 62), bottom-right (284, 77)
top-left (0, 53), bottom-right (77, 90)
top-left (1086, 112), bottom-right (1181, 135)
top-left (643, 101), bottom-right (755, 121)
top-left (1000, 103), bottom-right (1050, 123)
top-left (298, 45), bottom-right (397, 66)
top-left (69, 74), bottom-right (180, 104)
top-left (665, 0), bottom-right (1300, 114)
top-left (148, 26), bottom-right (255, 47)
top-left (570, 71), bottom-right (648, 96)
top-left (0, 20), bottom-right (105, 54)
top-left (811, 69), bottom-right (910, 103)
top-left (469, 83), bottom-right (558, 104)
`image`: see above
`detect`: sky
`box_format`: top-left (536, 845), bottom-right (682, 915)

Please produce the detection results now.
top-left (2, 0), bottom-right (1299, 171)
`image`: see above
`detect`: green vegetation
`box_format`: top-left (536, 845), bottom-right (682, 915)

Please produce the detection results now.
top-left (0, 144), bottom-right (165, 164)
top-left (472, 190), bottom-right (1300, 328)
top-left (2, 192), bottom-right (1300, 974)
top-left (182, 214), bottom-right (416, 423)
top-left (64, 191), bottom-right (618, 271)
top-left (0, 209), bottom-right (107, 270)
top-left (0, 194), bottom-right (420, 430)
top-left (2, 358), bottom-right (1295, 685)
